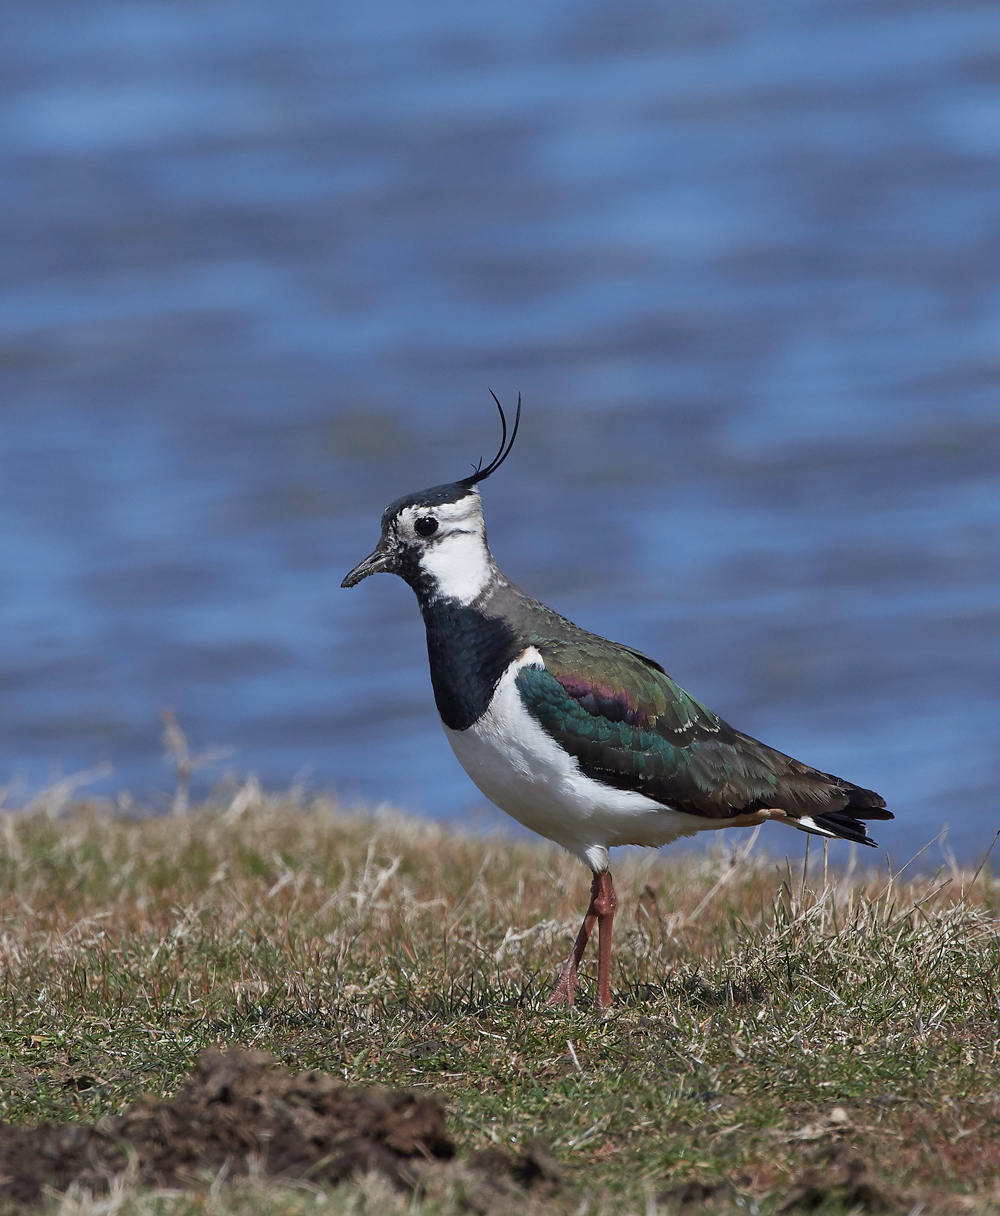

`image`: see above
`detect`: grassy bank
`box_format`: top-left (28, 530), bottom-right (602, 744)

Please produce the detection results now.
top-left (0, 785), bottom-right (997, 1213)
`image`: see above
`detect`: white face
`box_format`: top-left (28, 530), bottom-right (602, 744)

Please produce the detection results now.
top-left (392, 491), bottom-right (493, 605)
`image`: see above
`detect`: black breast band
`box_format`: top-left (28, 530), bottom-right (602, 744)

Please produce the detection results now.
top-left (421, 601), bottom-right (523, 731)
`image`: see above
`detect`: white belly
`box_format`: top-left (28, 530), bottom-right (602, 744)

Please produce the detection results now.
top-left (442, 647), bottom-right (715, 871)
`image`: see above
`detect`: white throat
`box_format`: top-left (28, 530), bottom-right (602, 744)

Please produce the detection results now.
top-left (419, 531), bottom-right (494, 605)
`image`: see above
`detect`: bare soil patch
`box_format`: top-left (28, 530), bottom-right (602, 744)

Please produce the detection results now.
top-left (0, 1048), bottom-right (547, 1208)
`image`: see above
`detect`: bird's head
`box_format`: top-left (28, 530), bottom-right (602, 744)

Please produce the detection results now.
top-left (341, 394), bottom-right (520, 605)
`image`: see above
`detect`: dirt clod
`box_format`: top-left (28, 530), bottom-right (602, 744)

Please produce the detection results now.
top-left (470, 1137), bottom-right (562, 1190)
top-left (451, 1138), bottom-right (564, 1213)
top-left (781, 1152), bottom-right (901, 1213)
top-left (659, 1179), bottom-right (734, 1208)
top-left (0, 1047), bottom-right (456, 1207)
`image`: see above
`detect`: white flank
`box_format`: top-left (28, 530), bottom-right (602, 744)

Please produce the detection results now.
top-left (443, 647), bottom-right (721, 871)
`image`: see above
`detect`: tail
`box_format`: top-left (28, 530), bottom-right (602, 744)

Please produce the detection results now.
top-left (792, 781), bottom-right (892, 849)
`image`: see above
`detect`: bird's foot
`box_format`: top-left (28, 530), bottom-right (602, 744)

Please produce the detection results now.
top-left (548, 957), bottom-right (579, 1006)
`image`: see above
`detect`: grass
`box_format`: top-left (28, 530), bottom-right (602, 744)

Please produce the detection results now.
top-left (0, 782), bottom-right (999, 1214)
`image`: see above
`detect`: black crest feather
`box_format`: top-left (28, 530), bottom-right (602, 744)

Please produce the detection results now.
top-left (459, 392), bottom-right (521, 487)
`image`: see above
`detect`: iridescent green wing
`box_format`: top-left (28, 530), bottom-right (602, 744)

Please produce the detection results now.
top-left (516, 633), bottom-right (810, 818)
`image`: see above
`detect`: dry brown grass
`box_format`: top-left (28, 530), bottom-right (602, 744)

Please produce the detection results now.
top-left (0, 785), bottom-right (997, 1213)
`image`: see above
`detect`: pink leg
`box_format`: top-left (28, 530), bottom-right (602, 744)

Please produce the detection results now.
top-left (548, 871), bottom-right (618, 1010)
top-left (593, 871), bottom-right (618, 1011)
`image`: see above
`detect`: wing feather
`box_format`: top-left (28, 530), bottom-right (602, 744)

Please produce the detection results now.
top-left (516, 637), bottom-right (886, 822)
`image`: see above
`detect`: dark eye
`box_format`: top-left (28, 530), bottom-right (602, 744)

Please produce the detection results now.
top-left (415, 517), bottom-right (438, 537)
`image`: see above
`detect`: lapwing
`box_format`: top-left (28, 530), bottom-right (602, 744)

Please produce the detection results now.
top-left (342, 397), bottom-right (892, 1011)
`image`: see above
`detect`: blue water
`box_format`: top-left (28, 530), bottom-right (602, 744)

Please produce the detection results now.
top-left (2, 0), bottom-right (999, 862)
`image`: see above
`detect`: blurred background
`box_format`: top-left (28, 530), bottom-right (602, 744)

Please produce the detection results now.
top-left (2, 0), bottom-right (999, 861)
